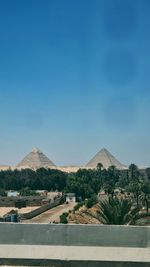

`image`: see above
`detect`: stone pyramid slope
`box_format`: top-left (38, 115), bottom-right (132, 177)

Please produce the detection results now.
top-left (86, 148), bottom-right (126, 169)
top-left (17, 148), bottom-right (56, 169)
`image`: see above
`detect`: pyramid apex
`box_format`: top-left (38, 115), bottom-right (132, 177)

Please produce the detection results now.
top-left (101, 148), bottom-right (108, 152)
top-left (32, 148), bottom-right (40, 153)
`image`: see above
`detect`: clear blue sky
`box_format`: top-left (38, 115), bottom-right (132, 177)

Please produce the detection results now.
top-left (0, 0), bottom-right (150, 167)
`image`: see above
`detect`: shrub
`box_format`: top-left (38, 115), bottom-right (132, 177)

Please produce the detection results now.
top-left (0, 189), bottom-right (7, 196)
top-left (73, 201), bottom-right (84, 211)
top-left (85, 195), bottom-right (98, 208)
top-left (60, 212), bottom-right (68, 224)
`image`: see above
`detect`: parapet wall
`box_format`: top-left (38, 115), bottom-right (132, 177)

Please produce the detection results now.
top-left (0, 224), bottom-right (149, 266)
top-left (0, 223), bottom-right (149, 247)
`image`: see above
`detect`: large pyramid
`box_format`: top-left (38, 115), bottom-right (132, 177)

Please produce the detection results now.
top-left (17, 148), bottom-right (56, 169)
top-left (86, 148), bottom-right (127, 169)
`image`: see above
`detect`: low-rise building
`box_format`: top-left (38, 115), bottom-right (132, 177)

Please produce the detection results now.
top-left (66, 193), bottom-right (76, 203)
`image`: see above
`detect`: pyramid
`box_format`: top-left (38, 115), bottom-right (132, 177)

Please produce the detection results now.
top-left (17, 148), bottom-right (56, 169)
top-left (86, 148), bottom-right (126, 169)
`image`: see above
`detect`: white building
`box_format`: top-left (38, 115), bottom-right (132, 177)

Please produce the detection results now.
top-left (66, 193), bottom-right (76, 203)
top-left (7, 191), bottom-right (20, 197)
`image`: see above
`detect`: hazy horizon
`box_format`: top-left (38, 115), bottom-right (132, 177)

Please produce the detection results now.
top-left (0, 0), bottom-right (150, 167)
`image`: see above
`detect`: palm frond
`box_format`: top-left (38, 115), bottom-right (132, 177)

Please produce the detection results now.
top-left (95, 197), bottom-right (149, 225)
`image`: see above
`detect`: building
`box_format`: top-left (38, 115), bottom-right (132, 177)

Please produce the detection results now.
top-left (7, 191), bottom-right (20, 197)
top-left (66, 193), bottom-right (76, 203)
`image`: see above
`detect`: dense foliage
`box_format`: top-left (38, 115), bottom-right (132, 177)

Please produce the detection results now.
top-left (0, 163), bottom-right (150, 213)
top-left (0, 168), bottom-right (67, 192)
top-left (96, 197), bottom-right (150, 225)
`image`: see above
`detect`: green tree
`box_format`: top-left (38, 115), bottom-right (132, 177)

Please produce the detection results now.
top-left (65, 168), bottom-right (102, 200)
top-left (19, 187), bottom-right (40, 196)
top-left (140, 181), bottom-right (150, 213)
top-left (102, 166), bottom-right (119, 198)
top-left (126, 182), bottom-right (141, 208)
top-left (128, 164), bottom-right (139, 182)
top-left (85, 194), bottom-right (97, 208)
top-left (117, 170), bottom-right (129, 188)
top-left (96, 197), bottom-right (149, 225)
top-left (96, 163), bottom-right (103, 172)
top-left (145, 168), bottom-right (150, 180)
top-left (60, 212), bottom-right (68, 224)
top-left (0, 188), bottom-right (7, 196)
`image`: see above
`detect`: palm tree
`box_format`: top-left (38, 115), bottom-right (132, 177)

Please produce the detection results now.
top-left (95, 197), bottom-right (150, 225)
top-left (126, 181), bottom-right (141, 208)
top-left (146, 167), bottom-right (150, 180)
top-left (140, 181), bottom-right (150, 213)
top-left (128, 164), bottom-right (139, 181)
top-left (96, 162), bottom-right (103, 171)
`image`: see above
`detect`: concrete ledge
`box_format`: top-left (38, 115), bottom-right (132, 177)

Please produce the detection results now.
top-left (0, 245), bottom-right (149, 262)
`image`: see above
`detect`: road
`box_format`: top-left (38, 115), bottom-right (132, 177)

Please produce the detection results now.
top-left (24, 202), bottom-right (76, 223)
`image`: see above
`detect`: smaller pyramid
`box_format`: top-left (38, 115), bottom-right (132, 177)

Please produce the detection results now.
top-left (86, 148), bottom-right (126, 169)
top-left (17, 148), bottom-right (56, 169)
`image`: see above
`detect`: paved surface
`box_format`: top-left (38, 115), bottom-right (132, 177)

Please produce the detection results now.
top-left (24, 202), bottom-right (76, 223)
